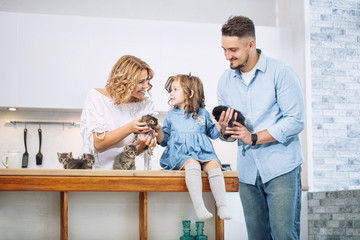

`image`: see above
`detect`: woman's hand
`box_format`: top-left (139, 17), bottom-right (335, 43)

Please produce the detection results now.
top-left (128, 117), bottom-right (150, 134)
top-left (94, 117), bottom-right (150, 151)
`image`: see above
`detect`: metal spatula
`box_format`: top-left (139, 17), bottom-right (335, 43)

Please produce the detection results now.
top-left (36, 128), bottom-right (43, 165)
top-left (22, 128), bottom-right (29, 168)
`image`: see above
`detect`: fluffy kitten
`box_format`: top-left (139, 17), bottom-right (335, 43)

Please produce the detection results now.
top-left (136, 114), bottom-right (158, 154)
top-left (212, 105), bottom-right (246, 140)
top-left (57, 152), bottom-right (73, 169)
top-left (139, 114), bottom-right (158, 138)
top-left (57, 152), bottom-right (95, 169)
top-left (67, 153), bottom-right (95, 169)
top-left (113, 145), bottom-right (138, 170)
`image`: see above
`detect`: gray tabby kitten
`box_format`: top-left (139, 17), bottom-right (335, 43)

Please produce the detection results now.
top-left (113, 145), bottom-right (138, 170)
top-left (67, 153), bottom-right (95, 169)
top-left (136, 115), bottom-right (158, 154)
top-left (140, 114), bottom-right (158, 139)
top-left (57, 152), bottom-right (95, 169)
top-left (57, 152), bottom-right (73, 169)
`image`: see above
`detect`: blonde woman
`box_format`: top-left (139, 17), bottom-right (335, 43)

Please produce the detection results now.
top-left (80, 55), bottom-right (160, 169)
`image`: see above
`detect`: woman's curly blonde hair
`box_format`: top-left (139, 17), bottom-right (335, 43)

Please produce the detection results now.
top-left (105, 55), bottom-right (154, 105)
top-left (164, 74), bottom-right (205, 119)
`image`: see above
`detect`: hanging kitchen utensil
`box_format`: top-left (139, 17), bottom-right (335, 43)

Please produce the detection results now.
top-left (21, 128), bottom-right (29, 168)
top-left (36, 126), bottom-right (43, 165)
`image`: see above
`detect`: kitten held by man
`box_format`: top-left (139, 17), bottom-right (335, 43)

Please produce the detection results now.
top-left (57, 152), bottom-right (95, 169)
top-left (113, 144), bottom-right (138, 170)
top-left (212, 105), bottom-right (246, 140)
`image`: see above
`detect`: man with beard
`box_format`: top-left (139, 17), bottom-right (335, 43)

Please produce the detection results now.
top-left (216, 16), bottom-right (305, 240)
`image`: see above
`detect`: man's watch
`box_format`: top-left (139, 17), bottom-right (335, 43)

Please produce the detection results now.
top-left (251, 133), bottom-right (258, 146)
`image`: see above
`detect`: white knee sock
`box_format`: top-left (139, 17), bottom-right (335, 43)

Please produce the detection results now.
top-left (185, 163), bottom-right (213, 220)
top-left (208, 168), bottom-right (232, 220)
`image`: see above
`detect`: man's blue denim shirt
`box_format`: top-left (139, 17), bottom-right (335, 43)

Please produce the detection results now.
top-left (217, 49), bottom-right (305, 185)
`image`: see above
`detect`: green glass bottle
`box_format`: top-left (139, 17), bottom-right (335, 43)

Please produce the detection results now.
top-left (194, 221), bottom-right (207, 240)
top-left (180, 220), bottom-right (195, 240)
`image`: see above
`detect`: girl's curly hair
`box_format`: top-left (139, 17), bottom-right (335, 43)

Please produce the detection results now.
top-left (164, 74), bottom-right (205, 119)
top-left (105, 55), bottom-right (154, 105)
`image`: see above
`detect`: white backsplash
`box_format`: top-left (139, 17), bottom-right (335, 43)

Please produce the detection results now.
top-left (0, 109), bottom-right (238, 170)
top-left (0, 109), bottom-right (82, 169)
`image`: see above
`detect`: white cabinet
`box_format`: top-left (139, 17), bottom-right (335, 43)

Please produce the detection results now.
top-left (0, 13), bottom-right (18, 107)
top-left (0, 12), bottom-right (292, 111)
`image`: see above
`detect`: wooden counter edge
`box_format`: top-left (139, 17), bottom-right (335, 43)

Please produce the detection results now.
top-left (0, 169), bottom-right (239, 177)
top-left (0, 176), bottom-right (239, 192)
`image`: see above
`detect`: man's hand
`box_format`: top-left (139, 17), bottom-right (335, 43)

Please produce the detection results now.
top-left (225, 121), bottom-right (252, 145)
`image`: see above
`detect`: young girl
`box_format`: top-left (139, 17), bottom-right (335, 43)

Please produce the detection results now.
top-left (156, 74), bottom-right (231, 221)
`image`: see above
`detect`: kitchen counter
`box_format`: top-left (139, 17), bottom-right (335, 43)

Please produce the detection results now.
top-left (0, 169), bottom-right (239, 240)
top-left (0, 168), bottom-right (239, 177)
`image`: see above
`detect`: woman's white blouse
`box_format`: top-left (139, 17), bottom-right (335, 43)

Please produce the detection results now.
top-left (80, 89), bottom-right (154, 169)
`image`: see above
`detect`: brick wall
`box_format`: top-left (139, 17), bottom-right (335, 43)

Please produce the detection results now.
top-left (308, 190), bottom-right (360, 239)
top-left (310, 0), bottom-right (360, 191)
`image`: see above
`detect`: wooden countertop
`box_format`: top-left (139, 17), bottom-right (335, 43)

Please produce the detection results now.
top-left (0, 169), bottom-right (238, 177)
top-left (0, 169), bottom-right (239, 192)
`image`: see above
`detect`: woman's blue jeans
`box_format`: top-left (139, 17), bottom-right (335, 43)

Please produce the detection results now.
top-left (239, 165), bottom-right (302, 240)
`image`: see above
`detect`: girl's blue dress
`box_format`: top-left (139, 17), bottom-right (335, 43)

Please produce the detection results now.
top-left (160, 108), bottom-right (222, 170)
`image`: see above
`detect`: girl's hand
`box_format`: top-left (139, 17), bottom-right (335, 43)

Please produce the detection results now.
top-left (225, 121), bottom-right (252, 145)
top-left (154, 124), bottom-right (162, 132)
top-left (128, 117), bottom-right (150, 133)
top-left (218, 108), bottom-right (234, 134)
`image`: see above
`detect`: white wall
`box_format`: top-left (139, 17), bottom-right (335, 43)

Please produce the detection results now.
top-left (0, 12), bottom-right (293, 112)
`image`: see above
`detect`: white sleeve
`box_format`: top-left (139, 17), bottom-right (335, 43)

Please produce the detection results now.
top-left (80, 90), bottom-right (109, 154)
